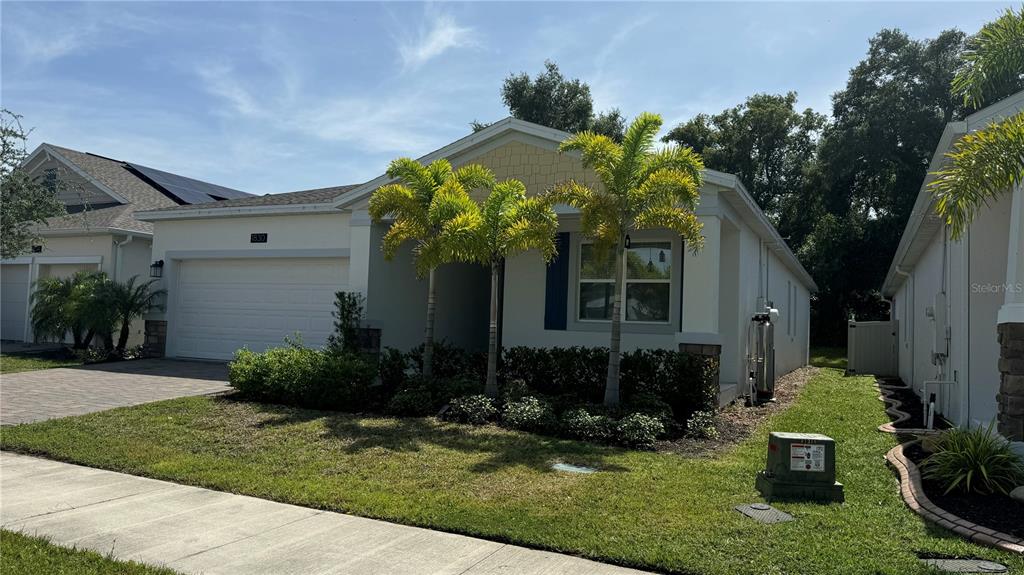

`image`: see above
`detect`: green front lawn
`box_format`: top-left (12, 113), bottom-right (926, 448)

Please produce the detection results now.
top-left (0, 530), bottom-right (177, 575)
top-left (2, 364), bottom-right (1019, 575)
top-left (810, 346), bottom-right (847, 369)
top-left (0, 354), bottom-right (81, 374)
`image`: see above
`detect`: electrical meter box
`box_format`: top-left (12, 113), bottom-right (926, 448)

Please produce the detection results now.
top-left (755, 432), bottom-right (844, 502)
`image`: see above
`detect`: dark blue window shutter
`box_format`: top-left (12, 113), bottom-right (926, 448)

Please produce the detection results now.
top-left (544, 232), bottom-right (571, 330)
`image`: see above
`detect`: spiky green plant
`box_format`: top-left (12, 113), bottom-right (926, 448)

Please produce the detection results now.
top-left (95, 276), bottom-right (166, 356)
top-left (922, 422), bottom-right (1024, 495)
top-left (551, 112), bottom-right (705, 406)
top-left (30, 270), bottom-right (111, 349)
top-left (368, 158), bottom-right (493, 377)
top-left (475, 179), bottom-right (558, 397)
top-left (931, 7), bottom-right (1024, 239)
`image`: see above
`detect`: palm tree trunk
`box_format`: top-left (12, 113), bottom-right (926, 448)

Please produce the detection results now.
top-left (116, 320), bottom-right (131, 356)
top-left (423, 267), bottom-right (437, 378)
top-left (485, 260), bottom-right (500, 398)
top-left (604, 236), bottom-right (625, 406)
top-left (82, 329), bottom-right (95, 349)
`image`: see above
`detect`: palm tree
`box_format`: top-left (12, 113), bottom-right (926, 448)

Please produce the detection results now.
top-left (931, 7), bottom-right (1024, 239)
top-left (551, 112), bottom-right (705, 406)
top-left (30, 270), bottom-right (110, 349)
top-left (475, 179), bottom-right (559, 397)
top-left (368, 158), bottom-right (494, 377)
top-left (97, 276), bottom-right (166, 356)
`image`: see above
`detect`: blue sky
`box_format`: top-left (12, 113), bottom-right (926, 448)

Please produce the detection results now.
top-left (1, 1), bottom-right (1012, 195)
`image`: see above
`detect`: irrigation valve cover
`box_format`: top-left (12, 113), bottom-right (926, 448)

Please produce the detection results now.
top-left (755, 432), bottom-right (845, 503)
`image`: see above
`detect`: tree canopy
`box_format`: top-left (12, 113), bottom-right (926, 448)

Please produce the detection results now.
top-left (474, 61), bottom-right (626, 141)
top-left (1, 109), bottom-right (65, 258)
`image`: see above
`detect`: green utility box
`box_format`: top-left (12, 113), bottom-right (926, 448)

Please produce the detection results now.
top-left (755, 432), bottom-right (844, 503)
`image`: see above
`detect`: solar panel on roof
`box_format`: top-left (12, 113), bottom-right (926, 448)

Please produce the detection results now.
top-left (125, 163), bottom-right (252, 205)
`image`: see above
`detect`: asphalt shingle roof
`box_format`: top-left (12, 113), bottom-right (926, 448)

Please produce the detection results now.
top-left (39, 204), bottom-right (154, 235)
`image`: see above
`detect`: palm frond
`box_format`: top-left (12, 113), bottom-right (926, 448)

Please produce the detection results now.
top-left (386, 158), bottom-right (436, 205)
top-left (614, 112), bottom-right (663, 191)
top-left (630, 167), bottom-right (701, 214)
top-left (642, 146), bottom-right (705, 189)
top-left (380, 218), bottom-right (426, 261)
top-left (546, 180), bottom-right (595, 209)
top-left (558, 131), bottom-right (620, 186)
top-left (453, 163), bottom-right (497, 193)
top-left (368, 184), bottom-right (422, 224)
top-left (930, 112), bottom-right (1024, 239)
top-left (952, 7), bottom-right (1024, 109)
top-left (425, 159), bottom-right (454, 188)
top-left (633, 206), bottom-right (705, 252)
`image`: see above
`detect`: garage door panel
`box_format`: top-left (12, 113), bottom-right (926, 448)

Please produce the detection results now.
top-left (173, 258), bottom-right (347, 360)
top-left (1, 264), bottom-right (30, 341)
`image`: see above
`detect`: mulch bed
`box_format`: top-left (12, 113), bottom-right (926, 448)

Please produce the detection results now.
top-left (657, 366), bottom-right (818, 458)
top-left (901, 442), bottom-right (1024, 539)
top-left (882, 384), bottom-right (952, 431)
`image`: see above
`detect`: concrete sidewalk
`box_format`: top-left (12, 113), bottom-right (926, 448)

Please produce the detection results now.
top-left (0, 453), bottom-right (650, 575)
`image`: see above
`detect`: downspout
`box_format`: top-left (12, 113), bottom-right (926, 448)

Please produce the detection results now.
top-left (894, 266), bottom-right (913, 391)
top-left (113, 235), bottom-right (133, 282)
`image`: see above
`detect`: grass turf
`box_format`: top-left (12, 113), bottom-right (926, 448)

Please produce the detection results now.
top-left (2, 364), bottom-right (1019, 574)
top-left (0, 530), bottom-right (177, 574)
top-left (0, 354), bottom-right (80, 374)
top-left (810, 347), bottom-right (847, 369)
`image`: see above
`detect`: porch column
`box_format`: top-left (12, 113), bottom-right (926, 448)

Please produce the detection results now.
top-left (997, 184), bottom-right (1024, 440)
top-left (348, 210), bottom-right (372, 298)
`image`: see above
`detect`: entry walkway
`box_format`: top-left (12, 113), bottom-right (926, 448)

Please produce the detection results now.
top-left (0, 453), bottom-right (649, 575)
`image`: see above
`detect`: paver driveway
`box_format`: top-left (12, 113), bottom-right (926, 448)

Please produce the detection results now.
top-left (0, 359), bottom-right (229, 425)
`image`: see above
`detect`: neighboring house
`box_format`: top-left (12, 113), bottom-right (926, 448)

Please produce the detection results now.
top-left (0, 144), bottom-right (252, 344)
top-left (137, 118), bottom-right (815, 399)
top-left (881, 90), bottom-right (1024, 440)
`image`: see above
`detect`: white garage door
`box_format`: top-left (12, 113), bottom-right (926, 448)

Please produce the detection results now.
top-left (173, 258), bottom-right (348, 360)
top-left (1, 264), bottom-right (30, 341)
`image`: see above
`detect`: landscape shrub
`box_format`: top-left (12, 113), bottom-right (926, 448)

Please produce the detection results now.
top-left (685, 410), bottom-right (719, 439)
top-left (228, 343), bottom-right (376, 411)
top-left (443, 395), bottom-right (498, 425)
top-left (499, 378), bottom-right (531, 403)
top-left (501, 396), bottom-right (557, 432)
top-left (501, 346), bottom-right (719, 422)
top-left (406, 341), bottom-right (487, 381)
top-left (561, 408), bottom-right (615, 442)
top-left (377, 347), bottom-right (409, 394)
top-left (616, 413), bottom-right (665, 449)
top-left (922, 423), bottom-right (1024, 495)
top-left (386, 386), bottom-right (435, 416)
top-left (624, 392), bottom-right (674, 425)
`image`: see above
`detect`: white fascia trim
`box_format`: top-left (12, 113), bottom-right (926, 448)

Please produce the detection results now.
top-left (31, 255), bottom-right (103, 265)
top-left (1, 257), bottom-right (34, 265)
top-left (135, 203), bottom-right (342, 221)
top-left (37, 144), bottom-right (131, 205)
top-left (332, 117), bottom-right (574, 208)
top-left (37, 227), bottom-right (152, 239)
top-left (708, 170), bottom-right (818, 292)
top-left (880, 121), bottom-right (967, 297)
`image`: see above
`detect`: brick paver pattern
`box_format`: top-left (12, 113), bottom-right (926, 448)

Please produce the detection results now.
top-left (0, 359), bottom-right (229, 425)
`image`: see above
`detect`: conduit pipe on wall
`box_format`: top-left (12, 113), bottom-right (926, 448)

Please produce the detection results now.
top-left (894, 266), bottom-right (914, 391)
top-left (113, 234), bottom-right (133, 282)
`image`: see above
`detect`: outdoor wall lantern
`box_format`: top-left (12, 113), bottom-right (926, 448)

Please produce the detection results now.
top-left (149, 260), bottom-right (164, 278)
top-left (624, 234), bottom-right (631, 249)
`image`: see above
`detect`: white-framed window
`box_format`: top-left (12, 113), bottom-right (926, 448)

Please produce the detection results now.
top-left (578, 240), bottom-right (672, 323)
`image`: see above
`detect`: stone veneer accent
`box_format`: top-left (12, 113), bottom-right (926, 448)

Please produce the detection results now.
top-left (998, 322), bottom-right (1024, 441)
top-left (144, 320), bottom-right (167, 358)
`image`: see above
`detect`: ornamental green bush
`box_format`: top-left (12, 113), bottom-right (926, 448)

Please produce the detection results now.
top-left (616, 413), bottom-right (665, 449)
top-left (228, 343), bottom-right (376, 411)
top-left (502, 396), bottom-right (557, 432)
top-left (444, 395), bottom-right (498, 425)
top-left (561, 408), bottom-right (615, 442)
top-left (386, 386), bottom-right (435, 416)
top-left (922, 423), bottom-right (1024, 495)
top-left (685, 410), bottom-right (719, 439)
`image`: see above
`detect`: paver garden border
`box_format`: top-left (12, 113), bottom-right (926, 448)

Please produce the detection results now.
top-left (876, 380), bottom-right (1024, 554)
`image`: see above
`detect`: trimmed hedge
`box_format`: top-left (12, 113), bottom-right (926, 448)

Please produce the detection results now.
top-left (502, 346), bottom-right (718, 422)
top-left (229, 346), bottom-right (376, 410)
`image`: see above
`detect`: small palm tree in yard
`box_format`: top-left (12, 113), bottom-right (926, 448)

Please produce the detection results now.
top-left (369, 158), bottom-right (494, 377)
top-left (475, 179), bottom-right (558, 397)
top-left (31, 270), bottom-right (110, 349)
top-left (98, 276), bottom-right (166, 357)
top-left (551, 112), bottom-right (705, 406)
top-left (931, 7), bottom-right (1024, 238)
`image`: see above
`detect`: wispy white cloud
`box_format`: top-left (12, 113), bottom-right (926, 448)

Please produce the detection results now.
top-left (397, 12), bottom-right (477, 70)
top-left (196, 62), bottom-right (265, 117)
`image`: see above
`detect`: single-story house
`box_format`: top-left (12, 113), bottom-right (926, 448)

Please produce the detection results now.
top-left (0, 144), bottom-right (252, 344)
top-left (136, 118), bottom-right (816, 400)
top-left (881, 89), bottom-right (1024, 440)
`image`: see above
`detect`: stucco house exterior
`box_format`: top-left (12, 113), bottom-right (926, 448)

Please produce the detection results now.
top-left (0, 144), bottom-right (251, 344)
top-left (136, 118), bottom-right (815, 399)
top-left (882, 90), bottom-right (1024, 440)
